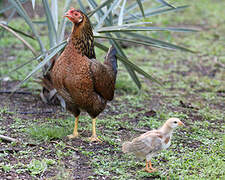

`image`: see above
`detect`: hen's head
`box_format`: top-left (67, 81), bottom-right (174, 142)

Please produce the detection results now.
top-left (64, 8), bottom-right (95, 59)
top-left (64, 8), bottom-right (85, 25)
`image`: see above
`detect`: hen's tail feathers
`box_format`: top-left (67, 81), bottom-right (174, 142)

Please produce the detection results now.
top-left (39, 76), bottom-right (54, 91)
top-left (122, 141), bottom-right (132, 153)
top-left (37, 77), bottom-right (57, 104)
top-left (104, 46), bottom-right (118, 75)
top-left (38, 77), bottom-right (66, 108)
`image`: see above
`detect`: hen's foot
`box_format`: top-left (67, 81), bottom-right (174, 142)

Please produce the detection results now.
top-left (67, 133), bottom-right (79, 139)
top-left (88, 135), bottom-right (102, 142)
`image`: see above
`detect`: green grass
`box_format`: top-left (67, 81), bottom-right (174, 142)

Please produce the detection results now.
top-left (0, 0), bottom-right (225, 179)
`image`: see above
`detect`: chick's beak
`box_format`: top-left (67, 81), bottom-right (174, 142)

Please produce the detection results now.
top-left (178, 121), bottom-right (185, 126)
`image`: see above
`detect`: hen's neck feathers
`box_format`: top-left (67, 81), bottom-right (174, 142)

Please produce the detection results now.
top-left (69, 15), bottom-right (96, 59)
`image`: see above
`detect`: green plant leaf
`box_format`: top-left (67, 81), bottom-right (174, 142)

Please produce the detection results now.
top-left (32, 20), bottom-right (47, 25)
top-left (97, 25), bottom-right (198, 33)
top-left (136, 0), bottom-right (145, 18)
top-left (31, 0), bottom-right (35, 9)
top-left (94, 41), bottom-right (161, 85)
top-left (77, 0), bottom-right (87, 14)
top-left (87, 0), bottom-right (116, 28)
top-left (57, 0), bottom-right (72, 43)
top-left (12, 41), bottom-right (67, 92)
top-left (118, 0), bottom-right (127, 25)
top-left (125, 0), bottom-right (147, 14)
top-left (51, 0), bottom-right (58, 31)
top-left (95, 0), bottom-right (121, 29)
top-left (124, 32), bottom-right (196, 52)
top-left (0, 22), bottom-right (35, 40)
top-left (88, 0), bottom-right (113, 18)
top-left (42, 0), bottom-right (57, 47)
top-left (87, 0), bottom-right (101, 23)
top-left (155, 0), bottom-right (175, 8)
top-left (8, 0), bottom-right (45, 52)
top-left (0, 5), bottom-right (13, 14)
top-left (6, 54), bottom-right (44, 77)
top-left (123, 5), bottom-right (189, 22)
top-left (0, 0), bottom-right (28, 14)
top-left (95, 35), bottom-right (195, 53)
top-left (0, 22), bottom-right (37, 56)
top-left (109, 36), bottom-right (142, 89)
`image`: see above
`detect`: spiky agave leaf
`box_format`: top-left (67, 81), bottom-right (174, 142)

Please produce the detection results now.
top-left (2, 0), bottom-right (196, 101)
top-left (8, 0), bottom-right (45, 52)
top-left (0, 22), bottom-right (37, 56)
top-left (85, 0), bottom-right (195, 88)
top-left (11, 41), bottom-right (67, 93)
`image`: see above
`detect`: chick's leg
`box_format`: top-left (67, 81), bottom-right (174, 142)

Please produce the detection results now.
top-left (148, 160), bottom-right (157, 172)
top-left (68, 116), bottom-right (79, 139)
top-left (144, 160), bottom-right (156, 173)
top-left (88, 118), bottom-right (101, 142)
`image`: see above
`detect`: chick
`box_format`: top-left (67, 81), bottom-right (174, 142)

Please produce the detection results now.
top-left (122, 118), bottom-right (184, 173)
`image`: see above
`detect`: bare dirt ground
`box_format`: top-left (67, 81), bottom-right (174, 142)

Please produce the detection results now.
top-left (0, 67), bottom-right (224, 179)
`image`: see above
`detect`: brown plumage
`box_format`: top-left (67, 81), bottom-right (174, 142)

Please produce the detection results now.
top-left (46, 8), bottom-right (117, 141)
top-left (122, 118), bottom-right (184, 173)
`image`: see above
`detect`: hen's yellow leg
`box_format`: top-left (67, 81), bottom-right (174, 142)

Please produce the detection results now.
top-left (89, 118), bottom-right (102, 142)
top-left (68, 116), bottom-right (79, 139)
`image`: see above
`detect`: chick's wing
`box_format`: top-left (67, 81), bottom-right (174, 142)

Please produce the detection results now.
top-left (130, 133), bottom-right (162, 156)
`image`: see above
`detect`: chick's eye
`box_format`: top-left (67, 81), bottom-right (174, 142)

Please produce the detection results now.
top-left (174, 121), bottom-right (177, 124)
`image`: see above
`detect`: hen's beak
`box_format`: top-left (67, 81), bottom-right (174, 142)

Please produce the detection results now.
top-left (64, 12), bottom-right (73, 20)
top-left (178, 121), bottom-right (185, 126)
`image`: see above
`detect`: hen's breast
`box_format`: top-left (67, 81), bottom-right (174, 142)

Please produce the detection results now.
top-left (50, 42), bottom-right (107, 117)
top-left (51, 43), bottom-right (94, 104)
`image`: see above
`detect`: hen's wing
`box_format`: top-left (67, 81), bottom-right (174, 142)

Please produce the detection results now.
top-left (89, 59), bottom-right (116, 101)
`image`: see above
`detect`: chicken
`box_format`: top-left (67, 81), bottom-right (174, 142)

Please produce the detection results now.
top-left (48, 8), bottom-right (117, 142)
top-left (122, 118), bottom-right (184, 173)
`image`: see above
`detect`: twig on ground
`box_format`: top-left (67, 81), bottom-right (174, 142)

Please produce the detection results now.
top-left (50, 140), bottom-right (79, 151)
top-left (133, 128), bottom-right (148, 133)
top-left (0, 90), bottom-right (32, 95)
top-left (0, 135), bottom-right (18, 142)
top-left (0, 148), bottom-right (20, 153)
top-left (19, 110), bottom-right (54, 114)
top-left (213, 56), bottom-right (225, 69)
top-left (65, 145), bottom-right (79, 151)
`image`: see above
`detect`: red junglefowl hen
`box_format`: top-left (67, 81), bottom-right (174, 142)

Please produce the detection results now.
top-left (47, 8), bottom-right (117, 142)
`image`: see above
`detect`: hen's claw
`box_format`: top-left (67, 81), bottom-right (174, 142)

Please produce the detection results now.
top-left (67, 133), bottom-right (79, 139)
top-left (88, 136), bottom-right (102, 142)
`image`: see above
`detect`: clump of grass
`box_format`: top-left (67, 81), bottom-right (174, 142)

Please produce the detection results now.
top-left (26, 125), bottom-right (69, 141)
top-left (27, 158), bottom-right (56, 176)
